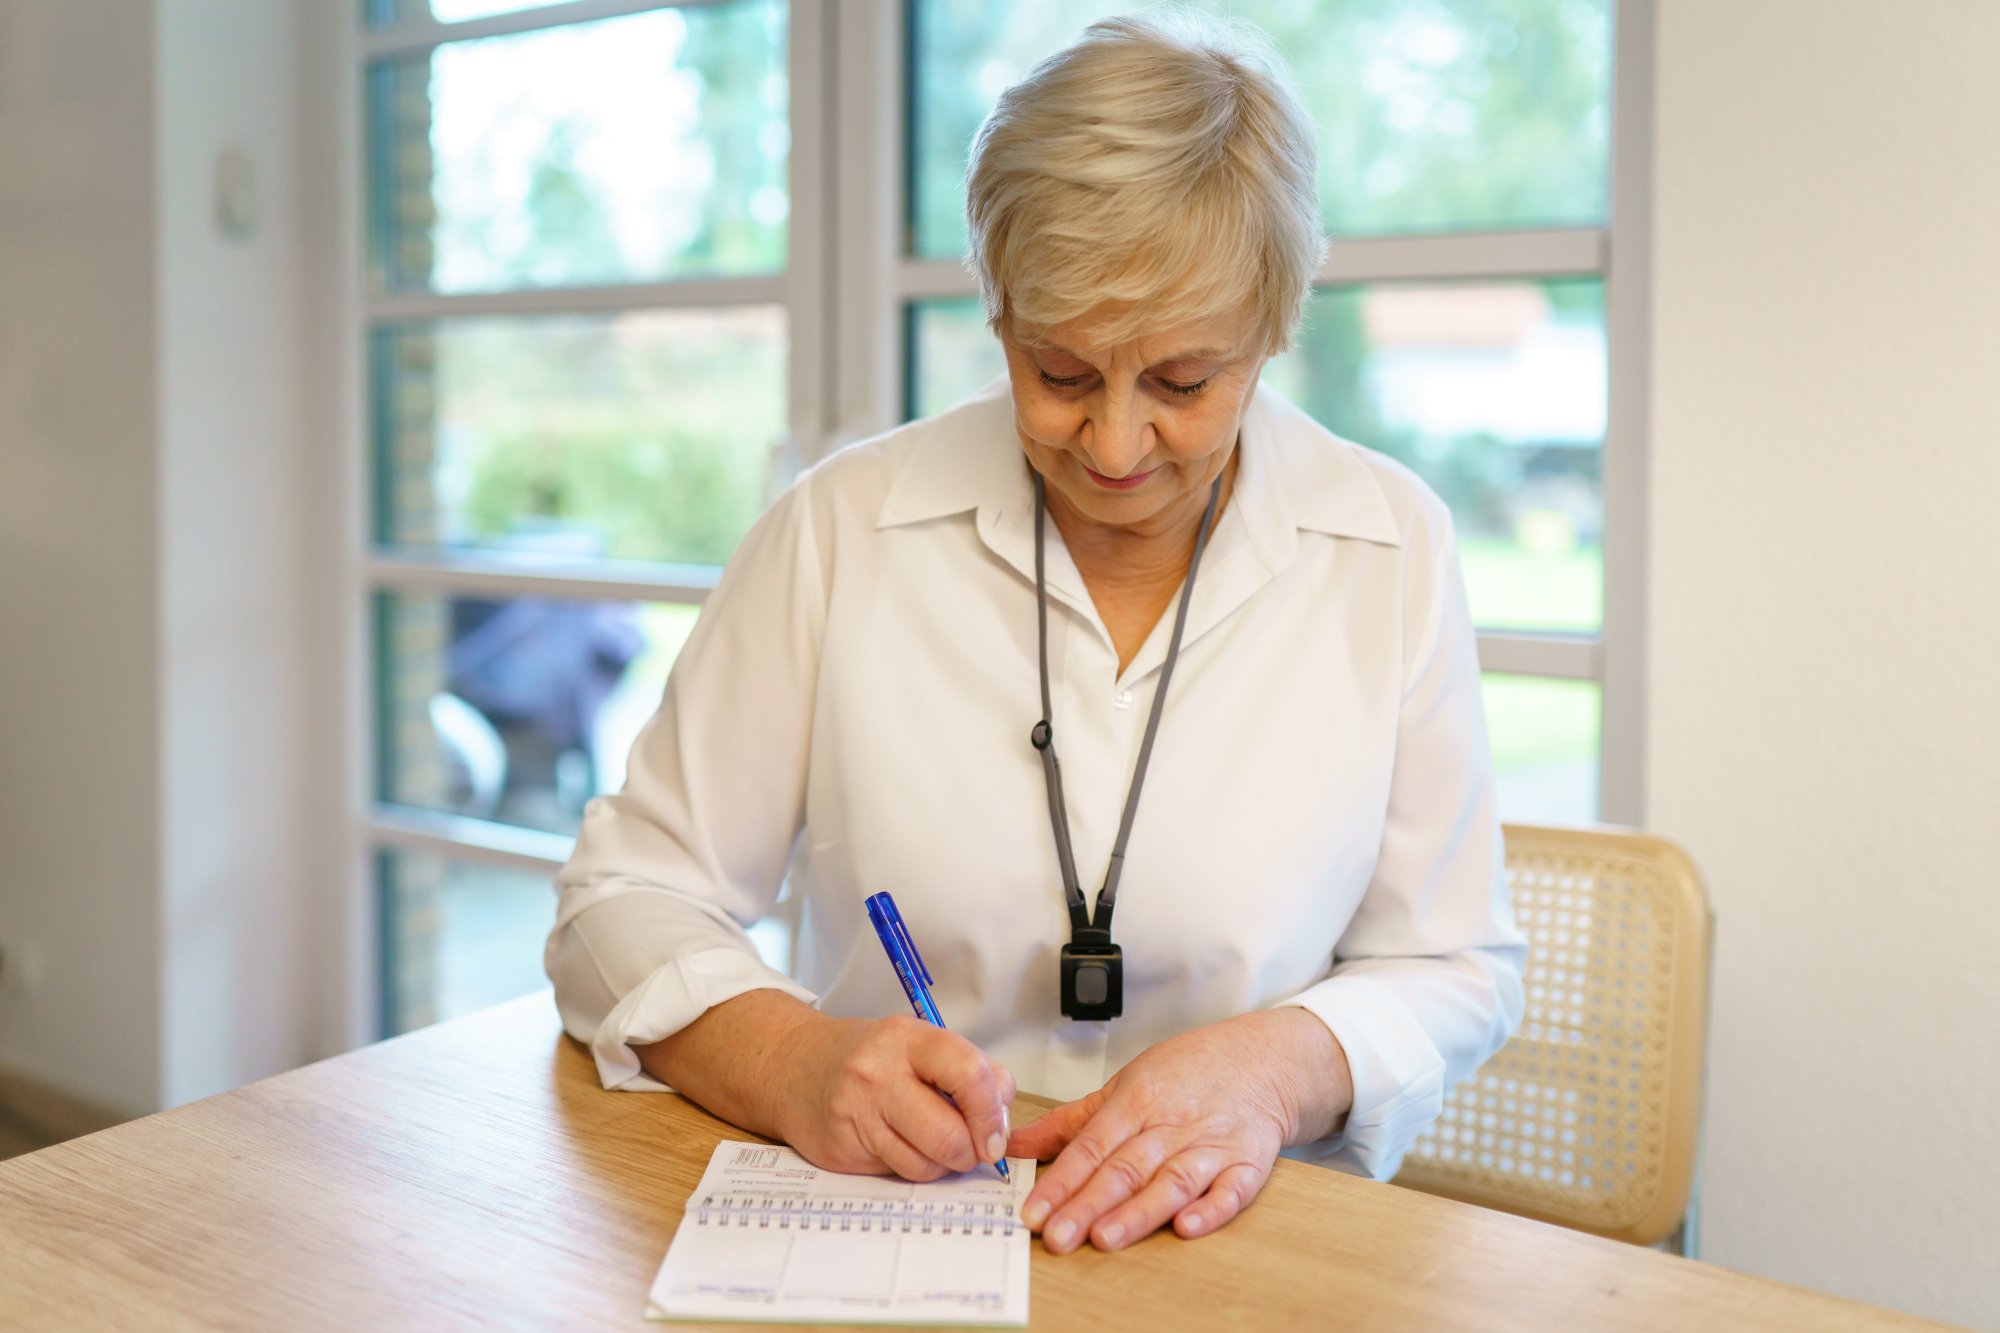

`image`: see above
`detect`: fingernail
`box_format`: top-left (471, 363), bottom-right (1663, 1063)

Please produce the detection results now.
top-left (1181, 1214), bottom-right (1203, 1236)
top-left (1047, 1220), bottom-right (1074, 1249)
top-left (1098, 1222), bottom-right (1123, 1248)
top-left (1023, 1200), bottom-right (1049, 1228)
top-left (986, 1132), bottom-right (1007, 1162)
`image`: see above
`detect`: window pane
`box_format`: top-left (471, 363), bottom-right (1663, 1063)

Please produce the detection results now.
top-left (907, 297), bottom-right (1005, 420)
top-left (366, 1), bottom-right (788, 293)
top-left (378, 850), bottom-right (555, 1036)
top-left (1482, 673), bottom-right (1599, 825)
top-left (376, 849), bottom-right (796, 1038)
top-left (373, 307), bottom-right (786, 565)
top-left (367, 0), bottom-right (586, 20)
top-left (1264, 278), bottom-right (1603, 632)
top-left (430, 0), bottom-right (568, 20)
top-left (376, 592), bottom-right (701, 835)
top-left (909, 0), bottom-right (1609, 258)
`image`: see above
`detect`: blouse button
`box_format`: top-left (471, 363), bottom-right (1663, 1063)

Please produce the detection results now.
top-left (1113, 689), bottom-right (1134, 710)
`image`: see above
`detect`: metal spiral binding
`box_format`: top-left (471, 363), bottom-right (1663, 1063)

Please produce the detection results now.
top-left (692, 1196), bottom-right (1017, 1236)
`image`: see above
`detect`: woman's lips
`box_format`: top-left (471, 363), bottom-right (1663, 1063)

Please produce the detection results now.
top-left (1083, 465), bottom-right (1158, 491)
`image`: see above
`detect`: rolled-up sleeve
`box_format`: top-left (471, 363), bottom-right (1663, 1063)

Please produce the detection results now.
top-left (1274, 500), bottom-right (1527, 1180)
top-left (546, 476), bottom-right (828, 1092)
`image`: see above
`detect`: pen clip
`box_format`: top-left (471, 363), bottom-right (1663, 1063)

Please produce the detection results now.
top-left (865, 894), bottom-right (921, 1004)
top-left (868, 892), bottom-right (942, 1027)
top-left (882, 896), bottom-right (934, 989)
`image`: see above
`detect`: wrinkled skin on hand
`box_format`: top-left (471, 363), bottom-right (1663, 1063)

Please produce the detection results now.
top-left (778, 1012), bottom-right (1018, 1180)
top-left (1008, 1008), bottom-right (1351, 1253)
top-left (637, 992), bottom-right (1017, 1183)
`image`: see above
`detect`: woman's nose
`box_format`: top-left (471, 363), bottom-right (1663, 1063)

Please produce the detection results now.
top-left (1087, 397), bottom-right (1153, 476)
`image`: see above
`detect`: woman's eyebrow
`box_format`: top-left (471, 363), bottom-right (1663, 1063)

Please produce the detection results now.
top-left (1030, 342), bottom-right (1230, 364)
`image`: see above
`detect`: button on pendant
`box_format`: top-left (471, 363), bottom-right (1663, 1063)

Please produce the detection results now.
top-left (1113, 689), bottom-right (1134, 710)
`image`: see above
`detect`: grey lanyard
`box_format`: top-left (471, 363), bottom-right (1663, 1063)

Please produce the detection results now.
top-left (1029, 469), bottom-right (1224, 943)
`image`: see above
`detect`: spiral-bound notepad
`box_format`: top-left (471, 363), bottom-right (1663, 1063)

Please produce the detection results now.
top-left (647, 1140), bottom-right (1034, 1325)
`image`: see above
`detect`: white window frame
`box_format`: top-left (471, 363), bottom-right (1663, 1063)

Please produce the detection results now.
top-left (348, 0), bottom-right (1652, 1035)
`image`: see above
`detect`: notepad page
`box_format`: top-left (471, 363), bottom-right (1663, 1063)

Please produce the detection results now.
top-left (646, 1140), bottom-right (1032, 1326)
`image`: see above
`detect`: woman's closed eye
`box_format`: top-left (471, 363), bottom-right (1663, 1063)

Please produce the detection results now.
top-left (1036, 367), bottom-right (1213, 396)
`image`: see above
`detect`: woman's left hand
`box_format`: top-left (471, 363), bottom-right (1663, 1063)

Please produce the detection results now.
top-left (1007, 1007), bottom-right (1353, 1254)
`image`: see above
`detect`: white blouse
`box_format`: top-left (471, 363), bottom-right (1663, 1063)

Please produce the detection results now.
top-left (546, 380), bottom-right (1525, 1181)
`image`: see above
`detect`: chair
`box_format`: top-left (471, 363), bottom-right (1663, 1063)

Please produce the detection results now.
top-left (1393, 824), bottom-right (1713, 1251)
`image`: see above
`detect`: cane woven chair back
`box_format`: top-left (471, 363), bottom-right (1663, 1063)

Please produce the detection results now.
top-left (1394, 824), bottom-right (1711, 1247)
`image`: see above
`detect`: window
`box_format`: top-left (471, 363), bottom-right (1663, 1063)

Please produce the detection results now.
top-left (357, 0), bottom-right (1649, 1036)
top-left (360, 0), bottom-right (805, 1035)
top-left (900, 0), bottom-right (1646, 828)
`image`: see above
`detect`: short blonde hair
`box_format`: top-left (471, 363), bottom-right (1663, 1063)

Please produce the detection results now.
top-left (965, 10), bottom-right (1324, 354)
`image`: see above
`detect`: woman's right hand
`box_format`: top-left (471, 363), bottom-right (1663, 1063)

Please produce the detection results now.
top-left (777, 1012), bottom-right (1018, 1181)
top-left (636, 990), bottom-right (1016, 1183)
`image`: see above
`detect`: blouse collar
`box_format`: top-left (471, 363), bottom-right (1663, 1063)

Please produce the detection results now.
top-left (874, 378), bottom-right (1404, 680)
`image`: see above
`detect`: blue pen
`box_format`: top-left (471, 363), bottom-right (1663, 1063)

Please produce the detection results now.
top-left (864, 891), bottom-right (1010, 1182)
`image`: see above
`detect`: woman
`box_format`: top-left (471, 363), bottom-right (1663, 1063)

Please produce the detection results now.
top-left (546, 12), bottom-right (1524, 1256)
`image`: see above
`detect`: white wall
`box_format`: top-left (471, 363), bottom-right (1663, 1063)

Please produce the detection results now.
top-left (1648, 2), bottom-right (2000, 1326)
top-left (156, 0), bottom-right (315, 1106)
top-left (0, 0), bottom-right (164, 1117)
top-left (0, 0), bottom-right (331, 1115)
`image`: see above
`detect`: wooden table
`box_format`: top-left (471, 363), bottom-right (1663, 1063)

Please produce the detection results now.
top-left (0, 994), bottom-right (1954, 1332)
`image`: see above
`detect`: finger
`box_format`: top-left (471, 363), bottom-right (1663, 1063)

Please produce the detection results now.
top-left (1019, 1092), bottom-right (1140, 1236)
top-left (1173, 1162), bottom-right (1268, 1240)
top-left (906, 1029), bottom-right (1012, 1166)
top-left (1040, 1129), bottom-right (1182, 1255)
top-left (881, 1076), bottom-right (983, 1174)
top-left (1008, 1089), bottom-right (1102, 1163)
top-left (1089, 1148), bottom-right (1230, 1251)
top-left (859, 1115), bottom-right (955, 1184)
top-left (969, 1062), bottom-right (1019, 1168)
